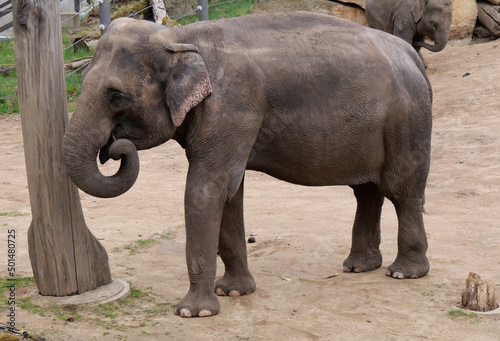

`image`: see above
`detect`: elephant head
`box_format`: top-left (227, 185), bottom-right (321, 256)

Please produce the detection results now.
top-left (411, 0), bottom-right (452, 52)
top-left (63, 18), bottom-right (212, 198)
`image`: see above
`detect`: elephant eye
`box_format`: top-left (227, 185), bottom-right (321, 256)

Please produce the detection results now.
top-left (432, 22), bottom-right (439, 30)
top-left (108, 90), bottom-right (126, 107)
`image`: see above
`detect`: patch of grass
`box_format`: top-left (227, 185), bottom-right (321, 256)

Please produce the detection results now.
top-left (448, 309), bottom-right (482, 323)
top-left (130, 286), bottom-right (150, 299)
top-left (65, 71), bottom-right (83, 112)
top-left (179, 0), bottom-right (255, 25)
top-left (118, 230), bottom-right (179, 255)
top-left (1, 277), bottom-right (172, 333)
top-left (0, 212), bottom-right (28, 217)
top-left (0, 40), bottom-right (16, 64)
top-left (124, 238), bottom-right (159, 255)
top-left (0, 277), bottom-right (36, 304)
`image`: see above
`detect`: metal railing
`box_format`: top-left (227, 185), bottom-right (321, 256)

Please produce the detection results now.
top-left (0, 0), bottom-right (13, 35)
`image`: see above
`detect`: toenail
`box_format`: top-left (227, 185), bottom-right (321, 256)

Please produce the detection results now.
top-left (216, 287), bottom-right (227, 296)
top-left (199, 309), bottom-right (213, 317)
top-left (180, 308), bottom-right (192, 317)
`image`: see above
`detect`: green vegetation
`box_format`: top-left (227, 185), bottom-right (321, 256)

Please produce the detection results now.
top-left (179, 0), bottom-right (255, 25)
top-left (114, 230), bottom-right (181, 254)
top-left (1, 278), bottom-right (175, 337)
top-left (123, 238), bottom-right (159, 254)
top-left (0, 211), bottom-right (28, 217)
top-left (0, 39), bottom-right (18, 115)
top-left (0, 277), bottom-right (36, 310)
top-left (0, 37), bottom-right (93, 115)
top-left (448, 309), bottom-right (482, 323)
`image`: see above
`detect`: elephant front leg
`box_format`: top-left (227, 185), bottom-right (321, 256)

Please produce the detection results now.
top-left (174, 179), bottom-right (225, 318)
top-left (215, 178), bottom-right (256, 297)
top-left (343, 183), bottom-right (384, 273)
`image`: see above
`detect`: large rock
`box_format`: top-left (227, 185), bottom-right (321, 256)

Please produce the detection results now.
top-left (449, 0), bottom-right (479, 40)
top-left (252, 0), bottom-right (367, 26)
top-left (337, 0), bottom-right (366, 9)
top-left (165, 0), bottom-right (197, 19)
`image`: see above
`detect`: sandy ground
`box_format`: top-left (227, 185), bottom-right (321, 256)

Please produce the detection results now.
top-left (1, 33), bottom-right (499, 341)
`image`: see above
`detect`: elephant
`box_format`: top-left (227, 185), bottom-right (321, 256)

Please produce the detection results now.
top-left (63, 12), bottom-right (433, 318)
top-left (365, 0), bottom-right (453, 66)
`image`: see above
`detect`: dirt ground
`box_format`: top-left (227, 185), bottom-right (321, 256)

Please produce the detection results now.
top-left (1, 32), bottom-right (499, 341)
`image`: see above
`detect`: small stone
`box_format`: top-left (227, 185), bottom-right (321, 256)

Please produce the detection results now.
top-left (66, 316), bottom-right (75, 322)
top-left (248, 236), bottom-right (256, 243)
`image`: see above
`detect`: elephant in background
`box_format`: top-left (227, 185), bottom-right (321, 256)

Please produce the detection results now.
top-left (365, 0), bottom-right (452, 66)
top-left (63, 12), bottom-right (433, 317)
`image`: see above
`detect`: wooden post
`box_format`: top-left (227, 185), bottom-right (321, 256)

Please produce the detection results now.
top-left (12, 0), bottom-right (112, 296)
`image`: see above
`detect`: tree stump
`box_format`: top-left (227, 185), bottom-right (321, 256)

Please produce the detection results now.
top-left (461, 272), bottom-right (499, 312)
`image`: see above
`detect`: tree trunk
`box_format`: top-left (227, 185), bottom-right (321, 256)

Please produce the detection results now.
top-left (150, 0), bottom-right (168, 24)
top-left (12, 0), bottom-right (112, 296)
top-left (461, 272), bottom-right (499, 312)
top-left (477, 1), bottom-right (500, 37)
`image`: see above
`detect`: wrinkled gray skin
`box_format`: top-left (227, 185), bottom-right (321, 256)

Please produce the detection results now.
top-left (63, 12), bottom-right (433, 318)
top-left (366, 0), bottom-right (452, 66)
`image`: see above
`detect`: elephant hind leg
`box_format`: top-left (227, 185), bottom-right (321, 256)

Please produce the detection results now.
top-left (215, 177), bottom-right (256, 297)
top-left (343, 182), bottom-right (384, 273)
top-left (380, 152), bottom-right (430, 279)
top-left (386, 200), bottom-right (429, 279)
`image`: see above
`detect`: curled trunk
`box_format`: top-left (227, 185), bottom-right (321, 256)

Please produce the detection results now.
top-left (414, 39), bottom-right (447, 52)
top-left (63, 129), bottom-right (140, 198)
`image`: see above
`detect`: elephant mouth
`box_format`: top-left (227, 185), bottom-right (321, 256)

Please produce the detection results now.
top-left (99, 133), bottom-right (117, 165)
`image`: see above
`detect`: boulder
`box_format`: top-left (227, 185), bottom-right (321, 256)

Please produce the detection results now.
top-left (165, 0), bottom-right (197, 19)
top-left (337, 0), bottom-right (366, 9)
top-left (252, 0), bottom-right (367, 26)
top-left (449, 0), bottom-right (479, 40)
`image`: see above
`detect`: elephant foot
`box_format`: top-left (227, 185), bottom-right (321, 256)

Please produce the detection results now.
top-left (174, 292), bottom-right (220, 318)
top-left (215, 272), bottom-right (256, 297)
top-left (343, 250), bottom-right (382, 273)
top-left (386, 255), bottom-right (429, 279)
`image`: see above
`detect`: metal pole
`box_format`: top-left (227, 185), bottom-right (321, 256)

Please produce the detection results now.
top-left (99, 0), bottom-right (111, 34)
top-left (197, 0), bottom-right (208, 21)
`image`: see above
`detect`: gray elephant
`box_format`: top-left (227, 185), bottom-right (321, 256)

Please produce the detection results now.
top-left (365, 0), bottom-right (452, 66)
top-left (63, 12), bottom-right (433, 318)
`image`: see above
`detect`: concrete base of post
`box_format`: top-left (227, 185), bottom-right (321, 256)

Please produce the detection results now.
top-left (32, 278), bottom-right (130, 306)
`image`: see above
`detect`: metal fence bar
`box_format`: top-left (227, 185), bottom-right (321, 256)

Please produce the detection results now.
top-left (198, 0), bottom-right (208, 21)
top-left (99, 0), bottom-right (111, 34)
top-left (0, 0), bottom-right (11, 10)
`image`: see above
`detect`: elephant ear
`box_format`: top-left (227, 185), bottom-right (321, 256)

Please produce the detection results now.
top-left (164, 43), bottom-right (212, 127)
top-left (411, 0), bottom-right (427, 23)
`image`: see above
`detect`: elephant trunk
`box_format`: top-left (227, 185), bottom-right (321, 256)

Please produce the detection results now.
top-left (414, 39), bottom-right (447, 52)
top-left (63, 116), bottom-right (140, 198)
